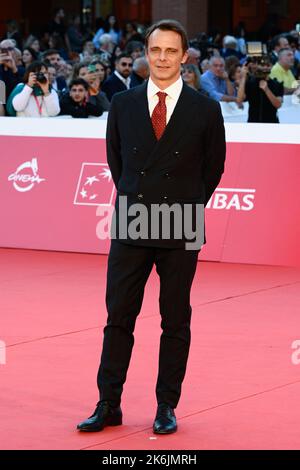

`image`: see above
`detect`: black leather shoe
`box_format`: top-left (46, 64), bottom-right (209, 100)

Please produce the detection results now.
top-left (153, 403), bottom-right (177, 434)
top-left (77, 401), bottom-right (122, 432)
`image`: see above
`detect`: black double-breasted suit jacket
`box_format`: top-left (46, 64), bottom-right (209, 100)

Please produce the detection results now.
top-left (106, 80), bottom-right (226, 249)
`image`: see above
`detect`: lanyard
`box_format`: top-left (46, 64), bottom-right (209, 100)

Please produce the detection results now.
top-left (33, 95), bottom-right (44, 116)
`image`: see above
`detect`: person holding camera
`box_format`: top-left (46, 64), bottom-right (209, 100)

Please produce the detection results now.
top-left (7, 61), bottom-right (60, 117)
top-left (237, 58), bottom-right (283, 123)
top-left (0, 39), bottom-right (24, 102)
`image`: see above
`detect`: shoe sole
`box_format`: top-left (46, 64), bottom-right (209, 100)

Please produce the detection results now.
top-left (153, 426), bottom-right (177, 434)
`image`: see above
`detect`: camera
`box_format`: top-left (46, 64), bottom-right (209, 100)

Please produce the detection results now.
top-left (36, 72), bottom-right (47, 84)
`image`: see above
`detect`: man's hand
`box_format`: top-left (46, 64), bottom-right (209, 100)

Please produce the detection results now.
top-left (259, 80), bottom-right (268, 92)
top-left (0, 51), bottom-right (17, 73)
top-left (259, 80), bottom-right (282, 108)
top-left (0, 53), bottom-right (9, 64)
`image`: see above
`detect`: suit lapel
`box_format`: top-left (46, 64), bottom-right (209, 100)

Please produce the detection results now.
top-left (131, 81), bottom-right (157, 151)
top-left (130, 81), bottom-right (198, 169)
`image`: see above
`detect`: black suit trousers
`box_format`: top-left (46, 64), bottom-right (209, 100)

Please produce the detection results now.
top-left (97, 240), bottom-right (199, 409)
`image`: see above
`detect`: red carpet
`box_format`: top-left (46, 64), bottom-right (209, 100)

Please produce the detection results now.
top-left (0, 248), bottom-right (299, 450)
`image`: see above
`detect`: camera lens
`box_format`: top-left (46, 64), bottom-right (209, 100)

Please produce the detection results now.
top-left (36, 72), bottom-right (47, 84)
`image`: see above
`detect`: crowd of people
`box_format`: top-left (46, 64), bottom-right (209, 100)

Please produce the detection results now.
top-left (0, 8), bottom-right (299, 122)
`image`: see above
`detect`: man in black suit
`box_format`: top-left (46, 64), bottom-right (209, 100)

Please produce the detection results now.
top-left (77, 20), bottom-right (226, 434)
top-left (102, 53), bottom-right (133, 101)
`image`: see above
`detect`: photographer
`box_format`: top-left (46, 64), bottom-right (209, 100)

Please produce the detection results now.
top-left (7, 61), bottom-right (60, 117)
top-left (0, 39), bottom-right (24, 101)
top-left (59, 78), bottom-right (103, 118)
top-left (237, 57), bottom-right (283, 123)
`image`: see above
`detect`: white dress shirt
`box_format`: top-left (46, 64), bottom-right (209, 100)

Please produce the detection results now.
top-left (114, 70), bottom-right (131, 89)
top-left (147, 76), bottom-right (183, 124)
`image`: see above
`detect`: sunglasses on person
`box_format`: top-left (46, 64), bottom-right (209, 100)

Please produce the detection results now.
top-left (120, 62), bottom-right (133, 67)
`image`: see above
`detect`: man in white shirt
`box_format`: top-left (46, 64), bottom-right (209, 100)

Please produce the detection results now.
top-left (102, 53), bottom-right (133, 101)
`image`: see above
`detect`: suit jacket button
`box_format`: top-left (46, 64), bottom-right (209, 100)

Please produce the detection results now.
top-left (137, 194), bottom-right (144, 200)
top-left (133, 147), bottom-right (138, 154)
top-left (174, 151), bottom-right (180, 157)
top-left (140, 170), bottom-right (146, 176)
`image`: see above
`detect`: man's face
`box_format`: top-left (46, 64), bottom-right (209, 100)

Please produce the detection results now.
top-left (116, 57), bottom-right (133, 78)
top-left (47, 66), bottom-right (56, 85)
top-left (210, 58), bottom-right (225, 77)
top-left (47, 53), bottom-right (61, 67)
top-left (280, 50), bottom-right (295, 68)
top-left (101, 40), bottom-right (114, 54)
top-left (0, 40), bottom-right (15, 63)
top-left (70, 85), bottom-right (86, 103)
top-left (146, 29), bottom-right (188, 85)
top-left (258, 62), bottom-right (272, 75)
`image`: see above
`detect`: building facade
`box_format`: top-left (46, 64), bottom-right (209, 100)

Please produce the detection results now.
top-left (0, 0), bottom-right (299, 40)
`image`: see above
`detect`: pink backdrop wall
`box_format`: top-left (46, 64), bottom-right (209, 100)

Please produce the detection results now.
top-left (0, 120), bottom-right (299, 266)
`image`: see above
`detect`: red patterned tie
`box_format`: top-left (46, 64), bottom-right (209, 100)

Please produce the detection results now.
top-left (151, 91), bottom-right (167, 140)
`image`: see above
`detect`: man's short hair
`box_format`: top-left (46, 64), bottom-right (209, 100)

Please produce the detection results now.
top-left (132, 57), bottom-right (149, 72)
top-left (187, 47), bottom-right (201, 57)
top-left (145, 19), bottom-right (188, 53)
top-left (69, 78), bottom-right (89, 91)
top-left (223, 35), bottom-right (237, 49)
top-left (0, 39), bottom-right (16, 49)
top-left (43, 49), bottom-right (60, 59)
top-left (126, 41), bottom-right (144, 55)
top-left (99, 34), bottom-right (113, 47)
top-left (115, 53), bottom-right (133, 64)
top-left (273, 35), bottom-right (289, 49)
top-left (209, 56), bottom-right (224, 65)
